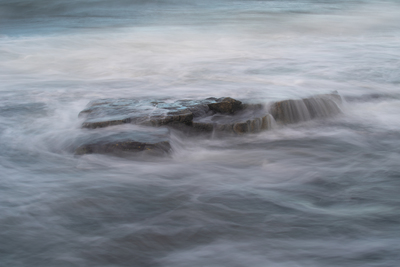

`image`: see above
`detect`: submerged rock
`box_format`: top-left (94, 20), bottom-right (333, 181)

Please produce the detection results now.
top-left (269, 93), bottom-right (342, 124)
top-left (75, 128), bottom-right (171, 156)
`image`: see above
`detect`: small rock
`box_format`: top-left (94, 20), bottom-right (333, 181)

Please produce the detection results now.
top-left (75, 128), bottom-right (171, 156)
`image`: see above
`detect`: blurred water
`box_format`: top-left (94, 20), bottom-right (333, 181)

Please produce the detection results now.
top-left (1, 0), bottom-right (400, 266)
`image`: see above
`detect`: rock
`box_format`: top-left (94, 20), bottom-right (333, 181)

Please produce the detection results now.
top-left (78, 96), bottom-right (276, 136)
top-left (79, 97), bottom-right (243, 129)
top-left (174, 98), bottom-right (216, 117)
top-left (302, 96), bottom-right (341, 119)
top-left (77, 92), bottom-right (343, 148)
top-left (207, 97), bottom-right (243, 114)
top-left (79, 99), bottom-right (194, 129)
top-left (75, 128), bottom-right (171, 156)
top-left (269, 93), bottom-right (342, 124)
top-left (269, 99), bottom-right (310, 124)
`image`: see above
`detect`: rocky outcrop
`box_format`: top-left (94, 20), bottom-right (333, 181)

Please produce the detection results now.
top-left (76, 92), bottom-right (343, 156)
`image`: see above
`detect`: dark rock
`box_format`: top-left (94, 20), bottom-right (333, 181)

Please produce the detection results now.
top-left (207, 97), bottom-right (243, 114)
top-left (269, 93), bottom-right (342, 124)
top-left (75, 128), bottom-right (171, 156)
top-left (79, 97), bottom-right (244, 129)
top-left (145, 110), bottom-right (194, 127)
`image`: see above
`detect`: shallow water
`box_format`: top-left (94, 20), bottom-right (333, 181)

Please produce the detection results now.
top-left (1, 0), bottom-right (400, 266)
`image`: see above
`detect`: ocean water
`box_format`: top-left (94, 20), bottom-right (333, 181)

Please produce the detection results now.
top-left (1, 0), bottom-right (400, 266)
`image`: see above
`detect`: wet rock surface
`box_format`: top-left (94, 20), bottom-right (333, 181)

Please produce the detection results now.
top-left (75, 128), bottom-right (171, 156)
top-left (269, 93), bottom-right (342, 124)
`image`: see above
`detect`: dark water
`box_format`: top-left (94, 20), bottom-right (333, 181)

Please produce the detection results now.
top-left (1, 0), bottom-right (400, 266)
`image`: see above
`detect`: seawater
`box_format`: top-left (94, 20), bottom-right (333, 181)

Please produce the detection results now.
top-left (1, 1), bottom-right (400, 266)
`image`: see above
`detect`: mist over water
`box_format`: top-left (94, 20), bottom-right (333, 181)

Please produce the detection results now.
top-left (1, 0), bottom-right (400, 266)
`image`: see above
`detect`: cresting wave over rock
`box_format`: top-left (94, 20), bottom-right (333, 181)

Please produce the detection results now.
top-left (75, 92), bottom-right (342, 155)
